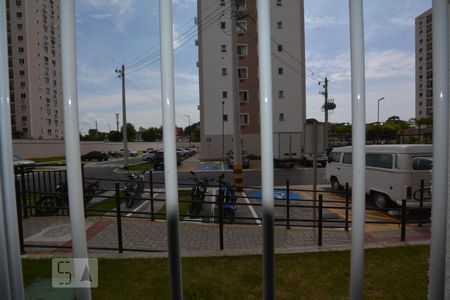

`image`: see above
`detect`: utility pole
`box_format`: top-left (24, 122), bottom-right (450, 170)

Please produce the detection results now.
top-left (95, 120), bottom-right (98, 140)
top-left (115, 113), bottom-right (119, 132)
top-left (320, 78), bottom-right (335, 151)
top-left (231, 0), bottom-right (243, 190)
top-left (116, 65), bottom-right (129, 168)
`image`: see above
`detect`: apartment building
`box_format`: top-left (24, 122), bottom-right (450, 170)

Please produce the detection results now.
top-left (6, 0), bottom-right (63, 139)
top-left (197, 0), bottom-right (306, 159)
top-left (415, 1), bottom-right (450, 119)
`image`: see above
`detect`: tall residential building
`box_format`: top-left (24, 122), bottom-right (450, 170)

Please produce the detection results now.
top-left (415, 1), bottom-right (450, 119)
top-left (197, 0), bottom-right (306, 159)
top-left (6, 0), bottom-right (63, 139)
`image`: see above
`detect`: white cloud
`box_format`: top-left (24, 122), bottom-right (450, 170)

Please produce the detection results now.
top-left (307, 49), bottom-right (414, 82)
top-left (77, 0), bottom-right (136, 31)
top-left (305, 15), bottom-right (348, 29)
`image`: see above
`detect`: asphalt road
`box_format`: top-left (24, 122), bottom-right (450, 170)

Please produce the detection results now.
top-left (81, 157), bottom-right (327, 190)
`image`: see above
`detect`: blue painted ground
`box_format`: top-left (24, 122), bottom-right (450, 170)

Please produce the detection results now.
top-left (197, 162), bottom-right (223, 171)
top-left (247, 189), bottom-right (303, 202)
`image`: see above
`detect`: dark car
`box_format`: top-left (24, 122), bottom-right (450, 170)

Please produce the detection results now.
top-left (81, 151), bottom-right (109, 161)
top-left (152, 150), bottom-right (181, 171)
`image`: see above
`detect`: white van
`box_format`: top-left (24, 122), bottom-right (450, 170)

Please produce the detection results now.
top-left (325, 145), bottom-right (432, 209)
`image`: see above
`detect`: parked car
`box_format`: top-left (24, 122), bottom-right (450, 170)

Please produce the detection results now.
top-left (226, 151), bottom-right (250, 169)
top-left (303, 153), bottom-right (328, 167)
top-left (13, 155), bottom-right (36, 171)
top-left (325, 144), bottom-right (433, 209)
top-left (81, 151), bottom-right (109, 161)
top-left (152, 150), bottom-right (181, 171)
top-left (142, 149), bottom-right (159, 162)
top-left (119, 148), bottom-right (138, 157)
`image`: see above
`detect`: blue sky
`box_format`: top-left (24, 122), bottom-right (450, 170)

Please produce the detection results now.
top-left (74, 0), bottom-right (431, 134)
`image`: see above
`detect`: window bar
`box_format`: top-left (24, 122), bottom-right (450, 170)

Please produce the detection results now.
top-left (429, 0), bottom-right (449, 298)
top-left (0, 0), bottom-right (25, 298)
top-left (256, 0), bottom-right (275, 299)
top-left (159, 1), bottom-right (183, 299)
top-left (348, 0), bottom-right (367, 299)
top-left (60, 1), bottom-right (92, 299)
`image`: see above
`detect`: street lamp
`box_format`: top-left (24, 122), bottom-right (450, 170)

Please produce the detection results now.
top-left (377, 97), bottom-right (386, 143)
top-left (184, 114), bottom-right (191, 148)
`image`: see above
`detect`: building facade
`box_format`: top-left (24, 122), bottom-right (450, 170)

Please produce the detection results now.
top-left (6, 0), bottom-right (63, 139)
top-left (197, 0), bottom-right (306, 159)
top-left (415, 1), bottom-right (450, 119)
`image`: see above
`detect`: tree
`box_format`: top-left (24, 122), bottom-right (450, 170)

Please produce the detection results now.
top-left (141, 127), bottom-right (163, 142)
top-left (120, 123), bottom-right (137, 142)
top-left (414, 117), bottom-right (432, 143)
top-left (107, 130), bottom-right (122, 142)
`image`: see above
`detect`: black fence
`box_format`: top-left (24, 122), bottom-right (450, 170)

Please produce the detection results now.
top-left (15, 164), bottom-right (432, 254)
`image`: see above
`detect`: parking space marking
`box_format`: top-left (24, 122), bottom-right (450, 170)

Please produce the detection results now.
top-left (242, 192), bottom-right (261, 225)
top-left (125, 193), bottom-right (160, 217)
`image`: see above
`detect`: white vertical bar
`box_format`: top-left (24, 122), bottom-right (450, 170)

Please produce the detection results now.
top-left (0, 175), bottom-right (12, 299)
top-left (429, 0), bottom-right (449, 298)
top-left (60, 1), bottom-right (92, 299)
top-left (0, 0), bottom-right (24, 298)
top-left (159, 1), bottom-right (183, 299)
top-left (256, 0), bottom-right (274, 299)
top-left (348, 0), bottom-right (366, 299)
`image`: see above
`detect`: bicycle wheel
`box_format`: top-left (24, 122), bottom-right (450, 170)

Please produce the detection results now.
top-left (35, 196), bottom-right (59, 216)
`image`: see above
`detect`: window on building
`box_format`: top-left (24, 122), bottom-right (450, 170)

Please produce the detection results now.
top-left (223, 114), bottom-right (228, 121)
top-left (18, 47), bottom-right (24, 53)
top-left (220, 0), bottom-right (226, 6)
top-left (20, 82), bottom-right (25, 88)
top-left (279, 113), bottom-right (285, 121)
top-left (276, 0), bottom-right (282, 6)
top-left (22, 128), bottom-right (28, 133)
top-left (16, 12), bottom-right (22, 18)
top-left (240, 114), bottom-right (249, 126)
top-left (277, 21), bottom-right (283, 29)
top-left (221, 68), bottom-right (227, 76)
top-left (277, 44), bottom-right (283, 52)
top-left (17, 23), bottom-right (23, 30)
top-left (239, 90), bottom-right (249, 103)
top-left (21, 116), bottom-right (27, 121)
top-left (20, 93), bottom-right (26, 99)
top-left (16, 1), bottom-right (22, 6)
top-left (278, 67), bottom-right (284, 75)
top-left (278, 90), bottom-right (284, 98)
top-left (18, 35), bottom-right (23, 41)
top-left (238, 68), bottom-right (248, 79)
top-left (237, 44), bottom-right (248, 56)
top-left (221, 44), bottom-right (227, 52)
top-left (220, 22), bottom-right (226, 29)
top-left (47, 129), bottom-right (52, 136)
top-left (222, 91), bottom-right (228, 99)
top-left (237, 21), bottom-right (247, 33)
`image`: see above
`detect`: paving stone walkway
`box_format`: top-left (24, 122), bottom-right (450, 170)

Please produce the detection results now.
top-left (21, 215), bottom-right (430, 257)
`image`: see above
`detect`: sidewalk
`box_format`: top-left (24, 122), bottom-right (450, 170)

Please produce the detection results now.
top-left (21, 215), bottom-right (430, 258)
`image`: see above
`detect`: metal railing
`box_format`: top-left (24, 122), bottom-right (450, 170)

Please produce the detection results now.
top-left (15, 167), bottom-right (432, 254)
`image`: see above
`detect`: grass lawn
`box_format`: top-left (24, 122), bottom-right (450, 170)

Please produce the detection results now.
top-left (22, 245), bottom-right (429, 299)
top-left (86, 192), bottom-right (126, 216)
top-left (30, 156), bottom-right (66, 163)
top-left (118, 162), bottom-right (152, 172)
top-left (155, 190), bottom-right (192, 219)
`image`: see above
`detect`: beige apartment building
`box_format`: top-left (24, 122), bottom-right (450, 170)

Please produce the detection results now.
top-left (197, 0), bottom-right (306, 159)
top-left (6, 0), bottom-right (63, 139)
top-left (415, 1), bottom-right (450, 119)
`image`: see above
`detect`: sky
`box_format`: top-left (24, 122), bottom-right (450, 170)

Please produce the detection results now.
top-left (74, 0), bottom-right (432, 134)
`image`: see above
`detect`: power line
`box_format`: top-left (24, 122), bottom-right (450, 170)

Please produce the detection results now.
top-left (126, 1), bottom-right (232, 73)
